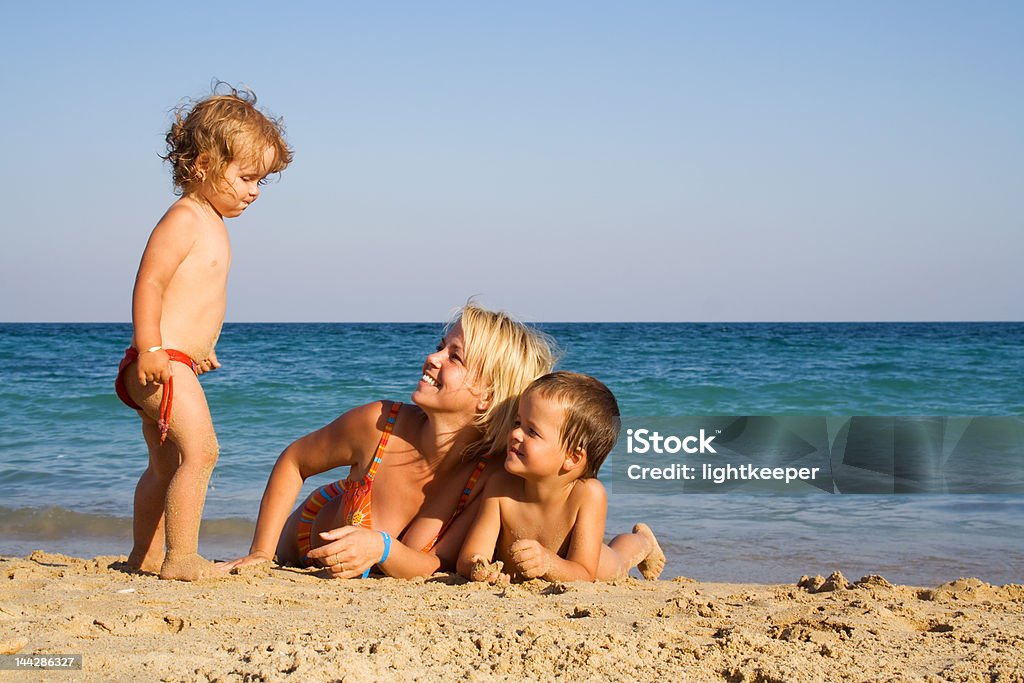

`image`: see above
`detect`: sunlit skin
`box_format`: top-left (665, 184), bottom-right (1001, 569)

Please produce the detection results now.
top-left (458, 391), bottom-right (665, 583)
top-left (219, 321), bottom-right (508, 579)
top-left (132, 146), bottom-right (278, 375)
top-left (504, 392), bottom-right (574, 481)
top-left (458, 393), bottom-right (606, 582)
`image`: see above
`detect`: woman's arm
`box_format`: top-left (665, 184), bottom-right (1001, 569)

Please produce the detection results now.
top-left (306, 526), bottom-right (445, 579)
top-left (308, 467), bottom-right (507, 580)
top-left (238, 441), bottom-right (307, 564)
top-left (220, 403), bottom-right (380, 570)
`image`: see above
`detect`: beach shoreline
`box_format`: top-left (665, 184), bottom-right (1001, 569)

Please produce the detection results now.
top-left (2, 552), bottom-right (1021, 682)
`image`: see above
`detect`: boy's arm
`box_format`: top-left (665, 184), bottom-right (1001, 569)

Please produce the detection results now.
top-left (456, 479), bottom-right (505, 582)
top-left (511, 479), bottom-right (607, 582)
top-left (132, 205), bottom-right (198, 385)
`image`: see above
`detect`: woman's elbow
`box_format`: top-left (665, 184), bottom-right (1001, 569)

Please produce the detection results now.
top-left (274, 441), bottom-right (314, 481)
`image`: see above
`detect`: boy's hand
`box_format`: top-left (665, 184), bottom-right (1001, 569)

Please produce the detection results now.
top-left (196, 348), bottom-right (220, 375)
top-left (509, 539), bottom-right (554, 579)
top-left (469, 555), bottom-right (509, 585)
top-left (137, 349), bottom-right (171, 386)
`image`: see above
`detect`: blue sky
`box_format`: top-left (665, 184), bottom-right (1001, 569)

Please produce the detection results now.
top-left (1, 2), bottom-right (1021, 321)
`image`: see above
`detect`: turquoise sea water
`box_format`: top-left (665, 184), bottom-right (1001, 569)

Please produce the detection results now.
top-left (1, 322), bottom-right (1022, 585)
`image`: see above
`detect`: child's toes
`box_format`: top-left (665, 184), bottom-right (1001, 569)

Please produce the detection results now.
top-left (634, 523), bottom-right (666, 580)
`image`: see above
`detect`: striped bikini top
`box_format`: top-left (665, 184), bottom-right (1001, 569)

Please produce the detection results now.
top-left (340, 401), bottom-right (489, 553)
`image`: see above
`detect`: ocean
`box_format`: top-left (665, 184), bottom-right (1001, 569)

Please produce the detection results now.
top-left (1, 322), bottom-right (1022, 585)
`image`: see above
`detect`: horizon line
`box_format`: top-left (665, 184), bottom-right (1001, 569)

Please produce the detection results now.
top-left (3, 320), bottom-right (1023, 325)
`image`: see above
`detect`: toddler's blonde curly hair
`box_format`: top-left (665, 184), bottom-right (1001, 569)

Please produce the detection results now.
top-left (163, 82), bottom-right (293, 194)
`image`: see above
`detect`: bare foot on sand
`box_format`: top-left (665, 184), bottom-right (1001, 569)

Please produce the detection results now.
top-left (634, 524), bottom-right (665, 580)
top-left (160, 552), bottom-right (216, 581)
top-left (126, 550), bottom-right (164, 575)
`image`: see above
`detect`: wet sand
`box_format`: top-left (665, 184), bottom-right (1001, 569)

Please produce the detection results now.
top-left (1, 551), bottom-right (1022, 682)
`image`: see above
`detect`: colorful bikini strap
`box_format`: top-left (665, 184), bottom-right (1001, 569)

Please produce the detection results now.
top-left (365, 401), bottom-right (401, 483)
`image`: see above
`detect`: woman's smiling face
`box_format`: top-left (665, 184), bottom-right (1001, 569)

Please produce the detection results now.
top-left (412, 320), bottom-right (488, 416)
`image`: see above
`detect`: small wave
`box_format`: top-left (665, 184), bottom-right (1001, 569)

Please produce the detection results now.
top-left (0, 506), bottom-right (254, 541)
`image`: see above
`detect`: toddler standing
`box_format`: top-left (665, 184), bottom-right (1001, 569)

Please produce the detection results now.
top-left (115, 85), bottom-right (292, 580)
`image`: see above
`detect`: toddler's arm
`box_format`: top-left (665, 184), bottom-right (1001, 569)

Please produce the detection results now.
top-left (132, 205), bottom-right (199, 385)
top-left (457, 480), bottom-right (504, 583)
top-left (511, 479), bottom-right (607, 582)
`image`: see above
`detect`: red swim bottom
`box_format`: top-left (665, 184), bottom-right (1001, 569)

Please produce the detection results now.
top-left (114, 347), bottom-right (197, 444)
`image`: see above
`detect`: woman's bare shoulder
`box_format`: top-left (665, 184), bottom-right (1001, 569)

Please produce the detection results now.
top-left (319, 400), bottom-right (401, 442)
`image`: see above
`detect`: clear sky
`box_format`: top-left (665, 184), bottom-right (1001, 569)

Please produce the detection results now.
top-left (1, 2), bottom-right (1021, 322)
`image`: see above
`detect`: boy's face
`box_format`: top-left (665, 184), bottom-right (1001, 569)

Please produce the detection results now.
top-left (506, 392), bottom-right (573, 479)
top-left (200, 145), bottom-right (277, 218)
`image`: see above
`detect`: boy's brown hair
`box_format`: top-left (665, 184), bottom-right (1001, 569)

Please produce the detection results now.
top-left (522, 371), bottom-right (620, 479)
top-left (163, 83), bottom-right (293, 194)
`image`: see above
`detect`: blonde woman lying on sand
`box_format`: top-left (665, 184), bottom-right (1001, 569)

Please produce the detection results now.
top-left (221, 303), bottom-right (556, 578)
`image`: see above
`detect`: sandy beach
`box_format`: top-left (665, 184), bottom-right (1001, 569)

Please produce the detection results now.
top-left (1, 552), bottom-right (1021, 681)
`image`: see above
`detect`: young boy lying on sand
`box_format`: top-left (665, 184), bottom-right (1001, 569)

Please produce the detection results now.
top-left (458, 372), bottom-right (664, 583)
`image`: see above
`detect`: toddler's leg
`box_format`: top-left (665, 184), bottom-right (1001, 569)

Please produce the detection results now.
top-left (155, 371), bottom-right (219, 581)
top-left (597, 523), bottom-right (665, 581)
top-left (127, 418), bottom-right (180, 573)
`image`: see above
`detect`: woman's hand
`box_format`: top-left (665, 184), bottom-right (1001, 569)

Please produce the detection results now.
top-left (216, 551), bottom-right (273, 574)
top-left (305, 526), bottom-right (385, 579)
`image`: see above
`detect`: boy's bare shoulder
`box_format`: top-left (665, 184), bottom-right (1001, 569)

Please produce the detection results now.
top-left (570, 477), bottom-right (608, 506)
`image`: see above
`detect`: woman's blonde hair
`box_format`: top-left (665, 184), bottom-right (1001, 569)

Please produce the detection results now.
top-left (452, 302), bottom-right (557, 460)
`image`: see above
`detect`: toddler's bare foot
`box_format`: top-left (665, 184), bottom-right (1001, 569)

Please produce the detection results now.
top-left (634, 523), bottom-right (665, 580)
top-left (126, 550), bottom-right (164, 575)
top-left (160, 552), bottom-right (216, 581)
